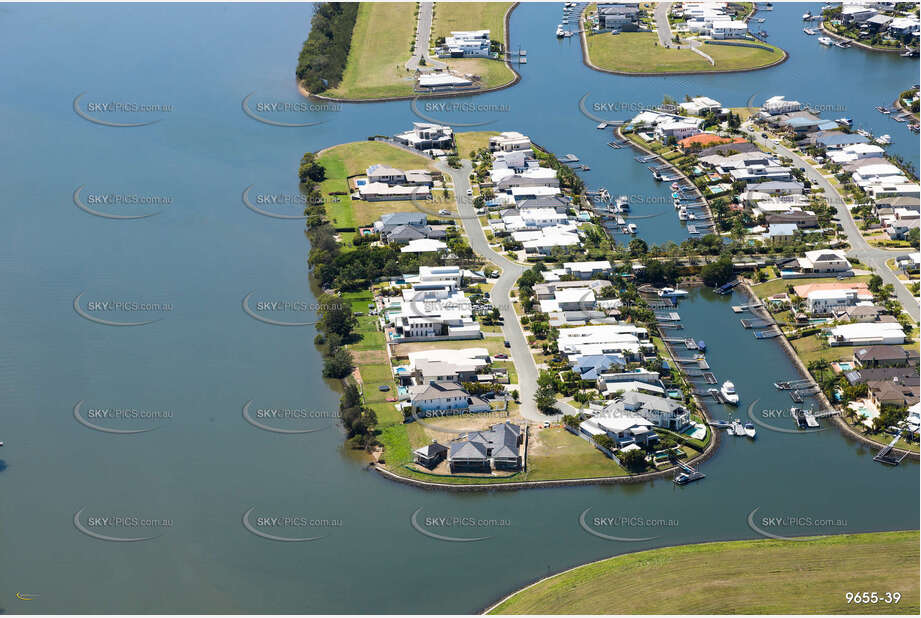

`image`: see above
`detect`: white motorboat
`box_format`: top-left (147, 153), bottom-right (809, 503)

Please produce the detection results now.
top-left (731, 419), bottom-right (745, 436)
top-left (627, 223), bottom-right (638, 234)
top-left (835, 117), bottom-right (852, 126)
top-left (802, 11), bottom-right (812, 20)
top-left (876, 134), bottom-right (892, 144)
top-left (616, 195), bottom-right (630, 210)
top-left (687, 212), bottom-right (697, 220)
top-left (721, 380), bottom-right (740, 405)
top-left (743, 422), bottom-right (757, 439)
top-left (818, 36), bottom-right (833, 46)
top-left (678, 207), bottom-right (688, 220)
top-left (658, 287), bottom-right (689, 298)
top-left (803, 27), bottom-right (816, 35)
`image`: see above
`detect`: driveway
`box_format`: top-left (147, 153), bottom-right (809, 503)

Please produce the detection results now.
top-left (743, 126), bottom-right (919, 322)
top-left (437, 160), bottom-right (559, 422)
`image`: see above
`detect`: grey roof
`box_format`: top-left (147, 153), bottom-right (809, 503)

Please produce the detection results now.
top-left (448, 440), bottom-right (488, 460)
top-left (387, 225), bottom-right (428, 241)
top-left (415, 442), bottom-right (448, 457)
top-left (379, 212), bottom-right (427, 227)
top-left (515, 195), bottom-right (570, 210)
top-left (412, 381), bottom-right (468, 402)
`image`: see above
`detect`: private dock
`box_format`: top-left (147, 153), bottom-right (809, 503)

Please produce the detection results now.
top-left (703, 372), bottom-right (717, 384)
top-left (754, 328), bottom-right (782, 339)
top-left (673, 459), bottom-right (706, 485)
top-left (561, 153), bottom-right (579, 163)
top-left (873, 434), bottom-right (909, 466)
top-left (663, 337), bottom-right (699, 349)
top-left (740, 318), bottom-right (773, 329)
top-left (657, 312), bottom-right (682, 322)
top-left (732, 302), bottom-right (763, 313)
top-left (714, 280), bottom-right (740, 295)
top-left (774, 379), bottom-right (812, 390)
top-left (607, 141), bottom-right (625, 149)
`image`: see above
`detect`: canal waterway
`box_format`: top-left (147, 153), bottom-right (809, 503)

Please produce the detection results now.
top-left (0, 2), bottom-right (916, 613)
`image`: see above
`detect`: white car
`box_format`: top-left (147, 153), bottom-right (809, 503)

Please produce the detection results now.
top-left (438, 209), bottom-right (451, 216)
top-left (466, 188), bottom-right (473, 196)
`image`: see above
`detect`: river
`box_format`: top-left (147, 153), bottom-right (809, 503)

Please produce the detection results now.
top-left (0, 2), bottom-right (917, 613)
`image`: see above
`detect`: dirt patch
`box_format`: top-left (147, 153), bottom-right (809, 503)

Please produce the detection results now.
top-left (352, 349), bottom-right (388, 364)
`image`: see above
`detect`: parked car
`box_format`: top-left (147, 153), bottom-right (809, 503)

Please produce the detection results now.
top-left (503, 340), bottom-right (511, 348)
top-left (494, 353), bottom-right (508, 359)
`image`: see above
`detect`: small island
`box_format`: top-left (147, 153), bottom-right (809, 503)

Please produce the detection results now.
top-left (580, 2), bottom-right (786, 75)
top-left (297, 2), bottom-right (518, 101)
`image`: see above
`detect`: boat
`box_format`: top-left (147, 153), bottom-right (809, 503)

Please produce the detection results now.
top-left (876, 134), bottom-right (891, 144)
top-left (616, 195), bottom-right (630, 210)
top-left (757, 17), bottom-right (765, 23)
top-left (678, 207), bottom-right (688, 220)
top-left (818, 36), bottom-right (833, 46)
top-left (710, 419), bottom-right (730, 429)
top-left (626, 223), bottom-right (638, 234)
top-left (616, 215), bottom-right (625, 225)
top-left (674, 471), bottom-right (704, 485)
top-left (731, 419), bottom-right (745, 435)
top-left (670, 182), bottom-right (680, 190)
top-left (803, 27), bottom-right (816, 35)
top-left (835, 117), bottom-right (852, 127)
top-left (876, 105), bottom-right (889, 114)
top-left (802, 11), bottom-right (811, 20)
top-left (743, 422), bottom-right (757, 439)
top-left (835, 40), bottom-right (850, 48)
top-left (856, 128), bottom-right (871, 137)
top-left (720, 380), bottom-right (740, 405)
top-left (697, 340), bottom-right (706, 351)
top-left (556, 26), bottom-right (566, 38)
top-left (658, 287), bottom-right (689, 298)
top-left (687, 212), bottom-right (697, 221)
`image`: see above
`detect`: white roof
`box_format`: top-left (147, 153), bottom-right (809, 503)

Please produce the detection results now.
top-left (400, 239), bottom-right (448, 253)
top-left (565, 260), bottom-right (612, 272)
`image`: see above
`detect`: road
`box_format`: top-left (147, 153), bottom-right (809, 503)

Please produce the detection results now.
top-left (437, 160), bottom-right (559, 422)
top-left (743, 126), bottom-right (919, 322)
top-left (406, 2), bottom-right (447, 72)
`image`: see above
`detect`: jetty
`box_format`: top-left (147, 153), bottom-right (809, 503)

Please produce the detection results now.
top-left (754, 328), bottom-right (782, 339)
top-left (714, 280), bottom-right (740, 295)
top-left (873, 434), bottom-right (909, 466)
top-left (657, 312), bottom-right (682, 322)
top-left (673, 459), bottom-right (706, 485)
top-left (732, 302), bottom-right (763, 313)
top-left (740, 318), bottom-right (773, 329)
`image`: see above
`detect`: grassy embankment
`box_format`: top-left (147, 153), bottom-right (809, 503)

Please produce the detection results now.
top-left (585, 31), bottom-right (784, 73)
top-left (325, 2), bottom-right (515, 100)
top-left (489, 530), bottom-right (920, 614)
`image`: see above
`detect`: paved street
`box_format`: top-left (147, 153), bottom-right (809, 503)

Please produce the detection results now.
top-left (743, 126), bottom-right (919, 323)
top-left (406, 2), bottom-right (446, 71)
top-left (438, 160), bottom-right (559, 422)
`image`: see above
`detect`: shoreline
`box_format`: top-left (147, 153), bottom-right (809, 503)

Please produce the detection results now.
top-left (480, 529), bottom-right (919, 614)
top-left (819, 21), bottom-right (907, 54)
top-left (578, 6), bottom-right (788, 77)
top-left (298, 3), bottom-right (521, 104)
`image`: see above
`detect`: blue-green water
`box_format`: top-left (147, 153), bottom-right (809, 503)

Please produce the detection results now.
top-left (0, 2), bottom-right (917, 613)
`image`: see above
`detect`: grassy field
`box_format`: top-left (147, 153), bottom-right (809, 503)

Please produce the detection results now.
top-left (325, 3), bottom-right (418, 100)
top-left (585, 31), bottom-right (784, 74)
top-left (325, 2), bottom-right (515, 100)
top-left (489, 530), bottom-right (920, 614)
top-left (526, 427), bottom-right (628, 480)
top-left (317, 141), bottom-right (440, 229)
top-left (455, 130), bottom-right (500, 159)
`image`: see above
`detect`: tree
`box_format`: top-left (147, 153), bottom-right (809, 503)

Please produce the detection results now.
top-left (318, 295), bottom-right (358, 339)
top-left (868, 274), bottom-right (883, 293)
top-left (593, 434), bottom-right (615, 450)
top-left (535, 384), bottom-right (556, 413)
top-left (562, 415), bottom-right (581, 429)
top-left (628, 237), bottom-right (648, 257)
top-left (618, 448), bottom-right (647, 471)
top-left (700, 256), bottom-right (734, 287)
top-left (323, 347), bottom-right (354, 378)
top-left (298, 152), bottom-right (326, 184)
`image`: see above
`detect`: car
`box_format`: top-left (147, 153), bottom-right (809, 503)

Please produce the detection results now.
top-left (543, 421), bottom-right (551, 428)
top-left (503, 340), bottom-right (511, 348)
top-left (494, 353), bottom-right (508, 359)
top-left (760, 132), bottom-right (768, 138)
top-left (466, 188), bottom-right (473, 196)
top-left (377, 385), bottom-right (390, 392)
top-left (438, 209), bottom-right (451, 216)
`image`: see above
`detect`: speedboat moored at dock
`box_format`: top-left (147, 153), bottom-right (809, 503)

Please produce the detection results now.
top-left (721, 380), bottom-right (740, 405)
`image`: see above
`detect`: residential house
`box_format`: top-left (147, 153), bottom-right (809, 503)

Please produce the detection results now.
top-left (828, 322), bottom-right (906, 346)
top-left (410, 381), bottom-right (490, 416)
top-left (394, 122), bottom-right (454, 152)
top-left (580, 414), bottom-right (658, 448)
top-left (413, 441), bottom-right (448, 468)
top-left (854, 345), bottom-right (919, 368)
top-left (441, 30), bottom-right (491, 57)
top-left (448, 422), bottom-right (522, 472)
top-left (490, 131), bottom-right (532, 152)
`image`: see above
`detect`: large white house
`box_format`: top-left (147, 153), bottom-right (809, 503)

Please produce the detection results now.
top-left (442, 30), bottom-right (491, 57)
top-left (828, 323), bottom-right (906, 346)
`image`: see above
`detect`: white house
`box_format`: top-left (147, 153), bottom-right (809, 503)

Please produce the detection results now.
top-left (490, 131), bottom-right (532, 152)
top-left (828, 323), bottom-right (905, 346)
top-left (580, 415), bottom-right (658, 448)
top-left (563, 261), bottom-right (613, 279)
top-left (655, 120), bottom-right (701, 142)
top-left (806, 289), bottom-right (870, 315)
top-left (711, 19), bottom-right (748, 38)
top-left (442, 30), bottom-right (491, 57)
top-left (762, 95), bottom-right (803, 115)
top-left (679, 96), bottom-right (722, 116)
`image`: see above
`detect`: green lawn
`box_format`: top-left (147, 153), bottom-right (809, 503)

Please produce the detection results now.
top-left (749, 275), bottom-right (871, 299)
top-left (585, 31), bottom-right (784, 74)
top-left (489, 530), bottom-right (920, 614)
top-left (325, 2), bottom-right (516, 100)
top-left (526, 428), bottom-right (629, 480)
top-left (317, 141), bottom-right (442, 228)
top-left (455, 130), bottom-right (500, 159)
top-left (325, 3), bottom-right (418, 100)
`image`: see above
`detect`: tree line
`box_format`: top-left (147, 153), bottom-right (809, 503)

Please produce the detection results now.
top-left (295, 3), bottom-right (359, 95)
